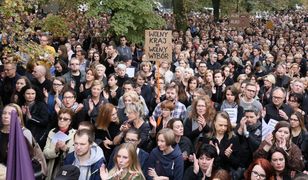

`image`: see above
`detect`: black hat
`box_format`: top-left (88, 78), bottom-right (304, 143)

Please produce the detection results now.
top-left (54, 165), bottom-right (80, 180)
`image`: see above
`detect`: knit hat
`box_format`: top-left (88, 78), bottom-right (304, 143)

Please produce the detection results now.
top-left (54, 165), bottom-right (80, 180)
top-left (264, 74), bottom-right (276, 84)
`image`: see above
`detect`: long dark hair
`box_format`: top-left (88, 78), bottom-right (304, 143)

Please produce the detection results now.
top-left (18, 85), bottom-right (45, 106)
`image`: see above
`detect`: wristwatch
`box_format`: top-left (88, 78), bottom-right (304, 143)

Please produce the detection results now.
top-left (244, 131), bottom-right (249, 138)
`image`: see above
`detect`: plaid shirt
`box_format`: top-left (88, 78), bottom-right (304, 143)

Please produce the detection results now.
top-left (152, 101), bottom-right (187, 120)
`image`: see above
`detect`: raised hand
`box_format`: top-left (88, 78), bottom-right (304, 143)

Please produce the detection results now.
top-left (103, 137), bottom-right (113, 149)
top-left (110, 90), bottom-right (116, 98)
top-left (193, 153), bottom-right (199, 174)
top-left (205, 158), bottom-right (214, 177)
top-left (88, 99), bottom-right (94, 113)
top-left (79, 84), bottom-right (84, 92)
top-left (56, 141), bottom-right (67, 152)
top-left (276, 136), bottom-right (287, 150)
top-left (148, 167), bottom-right (158, 178)
top-left (149, 116), bottom-right (157, 128)
top-left (70, 80), bottom-right (76, 89)
top-left (100, 164), bottom-right (109, 180)
top-left (224, 144), bottom-right (233, 158)
top-left (278, 110), bottom-right (288, 120)
top-left (43, 88), bottom-right (48, 98)
top-left (197, 115), bottom-right (206, 131)
top-left (209, 141), bottom-right (220, 155)
top-left (265, 134), bottom-right (273, 146)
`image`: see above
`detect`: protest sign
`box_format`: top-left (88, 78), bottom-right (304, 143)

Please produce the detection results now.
top-left (144, 30), bottom-right (172, 62)
top-left (229, 14), bottom-right (250, 28)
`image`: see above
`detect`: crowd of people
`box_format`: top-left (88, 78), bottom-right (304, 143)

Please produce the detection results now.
top-left (0, 7), bottom-right (308, 180)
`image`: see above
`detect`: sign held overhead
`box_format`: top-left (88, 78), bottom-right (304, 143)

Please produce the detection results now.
top-left (144, 30), bottom-right (172, 62)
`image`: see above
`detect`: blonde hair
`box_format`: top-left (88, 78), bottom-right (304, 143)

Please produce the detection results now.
top-left (125, 103), bottom-right (145, 118)
top-left (4, 103), bottom-right (24, 127)
top-left (210, 111), bottom-right (234, 139)
top-left (157, 128), bottom-right (176, 146)
top-left (123, 91), bottom-right (141, 104)
top-left (95, 64), bottom-right (106, 71)
top-left (110, 143), bottom-right (145, 179)
top-left (91, 80), bottom-right (104, 89)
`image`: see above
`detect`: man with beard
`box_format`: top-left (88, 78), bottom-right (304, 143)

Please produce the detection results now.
top-left (152, 83), bottom-right (187, 120)
top-left (64, 129), bottom-right (105, 180)
top-left (236, 109), bottom-right (262, 168)
top-left (62, 58), bottom-right (86, 96)
top-left (103, 44), bottom-right (120, 76)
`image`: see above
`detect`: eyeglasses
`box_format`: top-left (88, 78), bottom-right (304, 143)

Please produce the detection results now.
top-left (273, 96), bottom-right (284, 100)
top-left (290, 118), bottom-right (299, 121)
top-left (63, 96), bottom-right (75, 99)
top-left (251, 171), bottom-right (266, 180)
top-left (288, 99), bottom-right (297, 103)
top-left (58, 117), bottom-right (71, 121)
top-left (246, 89), bottom-right (256, 93)
top-left (124, 138), bottom-right (138, 143)
top-left (4, 68), bottom-right (13, 72)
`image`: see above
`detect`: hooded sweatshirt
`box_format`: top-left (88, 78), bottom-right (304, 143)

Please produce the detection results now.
top-left (64, 143), bottom-right (105, 180)
top-left (146, 144), bottom-right (184, 180)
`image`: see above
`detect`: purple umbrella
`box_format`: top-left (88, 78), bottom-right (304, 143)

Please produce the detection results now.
top-left (6, 110), bottom-right (35, 180)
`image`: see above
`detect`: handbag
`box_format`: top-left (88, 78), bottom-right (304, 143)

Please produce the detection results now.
top-left (31, 136), bottom-right (48, 178)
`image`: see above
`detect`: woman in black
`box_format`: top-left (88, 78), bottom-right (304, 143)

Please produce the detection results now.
top-left (82, 80), bottom-right (108, 123)
top-left (95, 103), bottom-right (121, 164)
top-left (202, 111), bottom-right (241, 173)
top-left (183, 144), bottom-right (217, 180)
top-left (18, 85), bottom-right (49, 148)
top-left (103, 73), bottom-right (122, 106)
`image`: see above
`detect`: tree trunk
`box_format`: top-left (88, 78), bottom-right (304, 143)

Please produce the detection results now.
top-left (173, 0), bottom-right (186, 30)
top-left (212, 0), bottom-right (220, 22)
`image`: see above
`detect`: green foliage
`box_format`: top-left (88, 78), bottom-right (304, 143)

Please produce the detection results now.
top-left (87, 0), bottom-right (165, 44)
top-left (41, 15), bottom-right (70, 38)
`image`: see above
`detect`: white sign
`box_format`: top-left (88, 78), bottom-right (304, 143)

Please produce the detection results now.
top-left (224, 108), bottom-right (238, 125)
top-left (52, 131), bottom-right (70, 144)
top-left (262, 118), bottom-right (278, 140)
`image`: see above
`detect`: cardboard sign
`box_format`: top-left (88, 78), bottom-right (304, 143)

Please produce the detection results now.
top-left (229, 14), bottom-right (250, 28)
top-left (144, 30), bottom-right (172, 62)
top-left (266, 20), bottom-right (274, 30)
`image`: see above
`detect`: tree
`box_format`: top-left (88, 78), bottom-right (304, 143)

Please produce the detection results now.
top-left (212, 0), bottom-right (220, 21)
top-left (86, 0), bottom-right (165, 44)
top-left (172, 0), bottom-right (186, 30)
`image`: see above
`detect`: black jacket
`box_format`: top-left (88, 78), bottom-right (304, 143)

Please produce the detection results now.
top-left (25, 101), bottom-right (49, 148)
top-left (202, 134), bottom-right (241, 171)
top-left (264, 103), bottom-right (293, 123)
top-left (235, 120), bottom-right (262, 168)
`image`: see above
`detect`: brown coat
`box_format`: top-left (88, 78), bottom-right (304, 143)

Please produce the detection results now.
top-left (253, 141), bottom-right (304, 171)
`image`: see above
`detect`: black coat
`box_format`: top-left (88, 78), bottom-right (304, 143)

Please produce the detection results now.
top-left (264, 103), bottom-right (293, 123)
top-left (235, 121), bottom-right (262, 168)
top-left (25, 101), bottom-right (49, 148)
top-left (203, 134), bottom-right (241, 171)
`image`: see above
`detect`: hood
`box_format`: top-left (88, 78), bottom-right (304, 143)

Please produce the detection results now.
top-left (152, 144), bottom-right (182, 164)
top-left (74, 143), bottom-right (105, 167)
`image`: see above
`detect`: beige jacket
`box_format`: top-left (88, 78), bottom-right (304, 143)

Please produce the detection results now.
top-left (43, 128), bottom-right (76, 180)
